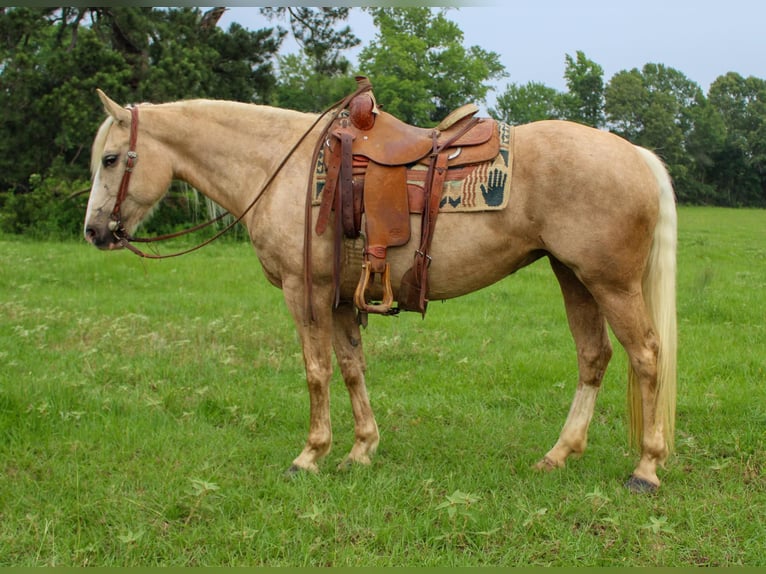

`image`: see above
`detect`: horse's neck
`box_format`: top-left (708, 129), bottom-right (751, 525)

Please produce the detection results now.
top-left (146, 101), bottom-right (318, 216)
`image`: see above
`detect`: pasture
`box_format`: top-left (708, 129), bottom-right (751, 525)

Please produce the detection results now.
top-left (0, 206), bottom-right (764, 566)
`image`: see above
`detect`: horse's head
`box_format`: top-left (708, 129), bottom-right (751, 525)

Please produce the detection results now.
top-left (84, 90), bottom-right (173, 250)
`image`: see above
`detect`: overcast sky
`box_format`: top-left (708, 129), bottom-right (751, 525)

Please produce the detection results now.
top-left (216, 2), bottom-right (765, 109)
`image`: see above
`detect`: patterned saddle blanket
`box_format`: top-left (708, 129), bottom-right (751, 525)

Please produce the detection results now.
top-left (312, 121), bottom-right (513, 213)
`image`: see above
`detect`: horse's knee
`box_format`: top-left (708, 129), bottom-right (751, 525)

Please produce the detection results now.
top-left (625, 328), bottom-right (660, 377)
top-left (337, 355), bottom-right (366, 385)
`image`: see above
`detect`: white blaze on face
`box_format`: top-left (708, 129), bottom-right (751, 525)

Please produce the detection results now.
top-left (83, 165), bottom-right (119, 246)
top-left (84, 167), bottom-right (105, 237)
top-left (84, 171), bottom-right (98, 235)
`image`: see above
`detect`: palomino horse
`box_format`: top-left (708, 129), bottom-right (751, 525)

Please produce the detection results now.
top-left (84, 90), bottom-right (677, 491)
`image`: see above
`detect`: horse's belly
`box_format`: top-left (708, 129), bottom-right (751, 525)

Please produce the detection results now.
top-left (338, 210), bottom-right (538, 302)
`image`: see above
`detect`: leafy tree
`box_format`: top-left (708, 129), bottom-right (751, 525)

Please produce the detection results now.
top-left (85, 7), bottom-right (282, 103)
top-left (264, 7), bottom-right (359, 112)
top-left (490, 81), bottom-right (562, 125)
top-left (263, 7), bottom-right (359, 77)
top-left (273, 53), bottom-right (357, 112)
top-left (560, 51), bottom-right (604, 127)
top-left (707, 72), bottom-right (766, 206)
top-left (605, 63), bottom-right (712, 202)
top-left (0, 8), bottom-right (129, 192)
top-left (0, 7), bottom-right (283, 236)
top-left (356, 7), bottom-right (506, 126)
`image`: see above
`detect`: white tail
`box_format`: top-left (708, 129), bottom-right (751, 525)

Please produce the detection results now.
top-left (628, 147), bottom-right (678, 457)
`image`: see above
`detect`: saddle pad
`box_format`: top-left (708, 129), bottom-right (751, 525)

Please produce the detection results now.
top-left (312, 122), bottom-right (513, 213)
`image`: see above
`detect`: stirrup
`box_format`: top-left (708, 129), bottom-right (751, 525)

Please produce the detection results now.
top-left (354, 262), bottom-right (397, 315)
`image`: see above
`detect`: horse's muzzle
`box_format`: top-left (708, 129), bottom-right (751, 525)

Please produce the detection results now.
top-left (85, 225), bottom-right (123, 250)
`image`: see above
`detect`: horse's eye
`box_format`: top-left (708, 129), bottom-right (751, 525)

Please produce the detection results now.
top-left (102, 154), bottom-right (119, 168)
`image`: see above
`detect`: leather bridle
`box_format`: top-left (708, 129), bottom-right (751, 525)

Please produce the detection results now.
top-left (106, 105), bottom-right (231, 258)
top-left (108, 105), bottom-right (139, 241)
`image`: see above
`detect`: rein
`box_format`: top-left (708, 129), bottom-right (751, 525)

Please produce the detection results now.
top-left (109, 81), bottom-right (372, 260)
top-left (108, 105), bottom-right (235, 259)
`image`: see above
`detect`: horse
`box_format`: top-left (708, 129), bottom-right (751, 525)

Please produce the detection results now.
top-left (84, 88), bottom-right (677, 492)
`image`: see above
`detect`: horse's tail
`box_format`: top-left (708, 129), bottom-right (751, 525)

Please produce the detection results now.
top-left (628, 147), bottom-right (678, 459)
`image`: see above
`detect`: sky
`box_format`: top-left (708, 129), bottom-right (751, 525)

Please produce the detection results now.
top-left (214, 2), bottom-right (765, 110)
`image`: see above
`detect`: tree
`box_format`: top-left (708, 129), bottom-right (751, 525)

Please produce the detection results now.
top-left (264, 7), bottom-right (360, 112)
top-left (605, 63), bottom-right (712, 202)
top-left (273, 54), bottom-right (357, 112)
top-left (0, 7), bottom-right (283, 236)
top-left (263, 7), bottom-right (359, 77)
top-left (356, 7), bottom-right (506, 126)
top-left (707, 73), bottom-right (766, 206)
top-left (0, 8), bottom-right (129, 193)
top-left (490, 81), bottom-right (562, 125)
top-left (560, 51), bottom-right (604, 128)
top-left (85, 7), bottom-right (283, 103)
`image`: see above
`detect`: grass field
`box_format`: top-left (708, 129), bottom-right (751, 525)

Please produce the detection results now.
top-left (0, 206), bottom-right (764, 566)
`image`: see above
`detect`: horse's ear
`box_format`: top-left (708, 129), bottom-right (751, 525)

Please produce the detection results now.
top-left (96, 89), bottom-right (131, 125)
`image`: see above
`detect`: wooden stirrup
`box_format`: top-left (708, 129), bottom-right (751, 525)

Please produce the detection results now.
top-left (354, 262), bottom-right (396, 315)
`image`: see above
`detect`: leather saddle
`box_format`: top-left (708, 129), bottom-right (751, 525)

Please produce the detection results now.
top-left (313, 76), bottom-right (500, 319)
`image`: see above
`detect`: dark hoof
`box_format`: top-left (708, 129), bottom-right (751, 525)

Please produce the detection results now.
top-left (625, 475), bottom-right (659, 494)
top-left (284, 464), bottom-right (303, 478)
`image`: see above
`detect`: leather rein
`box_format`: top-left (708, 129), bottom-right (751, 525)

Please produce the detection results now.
top-left (108, 85), bottom-right (371, 259)
top-left (108, 105), bottom-right (246, 259)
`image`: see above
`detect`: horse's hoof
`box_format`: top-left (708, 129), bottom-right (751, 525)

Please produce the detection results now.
top-left (337, 455), bottom-right (372, 472)
top-left (533, 456), bottom-right (563, 472)
top-left (284, 464), bottom-right (318, 479)
top-left (625, 475), bottom-right (659, 494)
top-left (284, 464), bottom-right (302, 478)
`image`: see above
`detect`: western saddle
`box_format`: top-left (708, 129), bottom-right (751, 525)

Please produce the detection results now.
top-left (310, 76), bottom-right (500, 322)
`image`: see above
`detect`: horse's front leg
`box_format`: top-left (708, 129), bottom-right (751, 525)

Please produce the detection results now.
top-left (332, 303), bottom-right (379, 468)
top-left (283, 279), bottom-right (335, 474)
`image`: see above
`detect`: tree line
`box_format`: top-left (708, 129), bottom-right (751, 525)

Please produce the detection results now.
top-left (1, 7), bottom-right (763, 238)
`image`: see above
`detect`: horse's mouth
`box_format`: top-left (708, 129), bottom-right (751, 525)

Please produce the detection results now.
top-left (85, 226), bottom-right (124, 251)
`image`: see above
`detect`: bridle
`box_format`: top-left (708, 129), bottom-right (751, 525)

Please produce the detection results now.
top-left (108, 106), bottom-right (140, 237)
top-left (106, 105), bottom-right (248, 259)
top-left (106, 80), bottom-right (373, 260)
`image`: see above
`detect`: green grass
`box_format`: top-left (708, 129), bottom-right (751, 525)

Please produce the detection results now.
top-left (1, 206), bottom-right (764, 566)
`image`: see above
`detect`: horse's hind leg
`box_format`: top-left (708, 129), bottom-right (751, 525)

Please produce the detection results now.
top-left (595, 287), bottom-right (667, 490)
top-left (535, 258), bottom-right (613, 471)
top-left (332, 303), bottom-right (379, 468)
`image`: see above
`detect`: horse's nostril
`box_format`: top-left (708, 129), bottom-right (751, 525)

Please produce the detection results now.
top-left (85, 227), bottom-right (97, 243)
